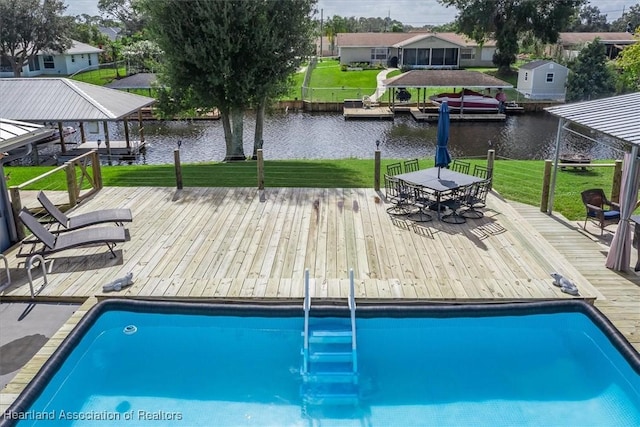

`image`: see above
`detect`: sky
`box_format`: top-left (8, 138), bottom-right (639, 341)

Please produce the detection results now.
top-left (66, 0), bottom-right (637, 26)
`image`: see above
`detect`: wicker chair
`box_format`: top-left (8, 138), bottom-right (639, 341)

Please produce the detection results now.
top-left (580, 188), bottom-right (620, 234)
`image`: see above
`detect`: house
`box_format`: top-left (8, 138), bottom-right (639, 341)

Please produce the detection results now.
top-left (550, 32), bottom-right (637, 60)
top-left (98, 26), bottom-right (122, 42)
top-left (335, 32), bottom-right (496, 69)
top-left (0, 40), bottom-right (103, 78)
top-left (516, 60), bottom-right (568, 101)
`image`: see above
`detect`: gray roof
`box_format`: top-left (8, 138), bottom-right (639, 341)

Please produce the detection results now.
top-left (65, 40), bottom-right (103, 54)
top-left (0, 118), bottom-right (54, 152)
top-left (519, 60), bottom-right (567, 70)
top-left (0, 78), bottom-right (156, 121)
top-left (383, 70), bottom-right (512, 89)
top-left (545, 92), bottom-right (640, 147)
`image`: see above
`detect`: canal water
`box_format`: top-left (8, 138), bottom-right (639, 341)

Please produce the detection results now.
top-left (43, 111), bottom-right (624, 165)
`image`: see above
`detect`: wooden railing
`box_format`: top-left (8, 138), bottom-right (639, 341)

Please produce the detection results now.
top-left (10, 150), bottom-right (102, 240)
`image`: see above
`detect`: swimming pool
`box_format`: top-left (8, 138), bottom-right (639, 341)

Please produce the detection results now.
top-left (2, 300), bottom-right (639, 426)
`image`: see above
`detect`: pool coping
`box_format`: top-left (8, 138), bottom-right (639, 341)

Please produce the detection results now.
top-left (2, 298), bottom-right (639, 425)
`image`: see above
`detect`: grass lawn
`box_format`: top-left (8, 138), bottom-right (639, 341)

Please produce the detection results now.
top-left (6, 159), bottom-right (620, 221)
top-left (307, 59), bottom-right (380, 102)
top-left (70, 67), bottom-right (128, 86)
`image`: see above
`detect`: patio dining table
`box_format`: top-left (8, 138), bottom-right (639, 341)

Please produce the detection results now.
top-left (396, 167), bottom-right (484, 220)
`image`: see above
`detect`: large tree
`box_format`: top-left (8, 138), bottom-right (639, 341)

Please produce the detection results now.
top-left (98, 0), bottom-right (145, 36)
top-left (143, 0), bottom-right (316, 161)
top-left (0, 0), bottom-right (72, 77)
top-left (566, 5), bottom-right (610, 32)
top-left (616, 30), bottom-right (640, 92)
top-left (566, 39), bottom-right (615, 102)
top-left (611, 3), bottom-right (640, 33)
top-left (439, 0), bottom-right (583, 74)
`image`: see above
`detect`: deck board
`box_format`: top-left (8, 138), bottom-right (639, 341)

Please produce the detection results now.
top-left (3, 187), bottom-right (609, 303)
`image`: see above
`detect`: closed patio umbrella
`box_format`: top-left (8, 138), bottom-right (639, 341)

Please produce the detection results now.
top-left (435, 101), bottom-right (451, 178)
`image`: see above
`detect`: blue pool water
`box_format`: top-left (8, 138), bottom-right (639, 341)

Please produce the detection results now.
top-left (4, 302), bottom-right (640, 427)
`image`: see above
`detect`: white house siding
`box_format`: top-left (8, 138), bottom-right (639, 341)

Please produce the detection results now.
top-left (517, 62), bottom-right (568, 101)
top-left (0, 52), bottom-right (100, 78)
top-left (64, 52), bottom-right (100, 75)
top-left (460, 47), bottom-right (495, 67)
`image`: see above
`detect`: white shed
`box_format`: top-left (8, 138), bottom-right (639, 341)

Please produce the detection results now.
top-left (517, 60), bottom-right (568, 101)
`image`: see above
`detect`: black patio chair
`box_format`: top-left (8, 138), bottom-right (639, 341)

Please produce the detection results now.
top-left (404, 159), bottom-right (420, 173)
top-left (472, 164), bottom-right (490, 180)
top-left (580, 188), bottom-right (620, 234)
top-left (405, 183), bottom-right (433, 223)
top-left (450, 160), bottom-right (470, 174)
top-left (386, 162), bottom-right (403, 176)
top-left (460, 179), bottom-right (491, 219)
top-left (440, 186), bottom-right (468, 224)
top-left (384, 174), bottom-right (413, 216)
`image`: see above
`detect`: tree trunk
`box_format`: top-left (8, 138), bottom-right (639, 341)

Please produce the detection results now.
top-left (220, 109), bottom-right (234, 160)
top-left (252, 98), bottom-right (266, 160)
top-left (224, 108), bottom-right (246, 161)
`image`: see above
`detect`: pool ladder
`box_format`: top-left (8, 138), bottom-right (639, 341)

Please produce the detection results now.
top-left (301, 268), bottom-right (359, 408)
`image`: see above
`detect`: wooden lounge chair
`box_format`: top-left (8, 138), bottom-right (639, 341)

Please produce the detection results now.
top-left (38, 191), bottom-right (132, 232)
top-left (17, 209), bottom-right (126, 258)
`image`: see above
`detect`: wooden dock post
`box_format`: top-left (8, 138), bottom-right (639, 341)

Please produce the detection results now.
top-left (611, 159), bottom-right (623, 203)
top-left (9, 186), bottom-right (24, 241)
top-left (541, 160), bottom-right (553, 212)
top-left (174, 149), bottom-right (183, 190)
top-left (374, 149), bottom-right (381, 191)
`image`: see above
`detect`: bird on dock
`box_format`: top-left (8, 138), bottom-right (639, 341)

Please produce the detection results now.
top-left (550, 272), bottom-right (579, 296)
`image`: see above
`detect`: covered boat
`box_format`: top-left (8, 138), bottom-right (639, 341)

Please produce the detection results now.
top-left (430, 89), bottom-right (500, 112)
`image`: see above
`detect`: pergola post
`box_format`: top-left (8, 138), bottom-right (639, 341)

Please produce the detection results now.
top-left (547, 118), bottom-right (565, 215)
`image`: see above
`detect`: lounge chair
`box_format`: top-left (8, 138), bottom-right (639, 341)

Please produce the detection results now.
top-left (38, 191), bottom-right (132, 231)
top-left (17, 209), bottom-right (126, 258)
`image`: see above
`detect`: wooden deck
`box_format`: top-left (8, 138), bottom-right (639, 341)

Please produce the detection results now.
top-left (3, 186), bottom-right (640, 411)
top-left (1, 187), bottom-right (602, 303)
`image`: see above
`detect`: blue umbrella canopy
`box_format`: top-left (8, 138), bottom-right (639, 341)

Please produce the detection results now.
top-left (435, 101), bottom-right (451, 176)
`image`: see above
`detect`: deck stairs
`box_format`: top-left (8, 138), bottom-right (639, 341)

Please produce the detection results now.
top-left (300, 269), bottom-right (360, 418)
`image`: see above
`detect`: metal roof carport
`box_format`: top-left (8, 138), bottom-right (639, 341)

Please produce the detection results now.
top-left (382, 70), bottom-right (512, 112)
top-left (0, 78), bottom-right (155, 159)
top-left (545, 92), bottom-right (640, 271)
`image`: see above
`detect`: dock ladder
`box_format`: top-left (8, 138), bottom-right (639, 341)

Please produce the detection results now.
top-left (301, 268), bottom-right (359, 410)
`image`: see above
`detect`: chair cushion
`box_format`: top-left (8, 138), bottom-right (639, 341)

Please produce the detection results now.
top-left (604, 210), bottom-right (620, 220)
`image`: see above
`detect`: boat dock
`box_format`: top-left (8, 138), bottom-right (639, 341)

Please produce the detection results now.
top-left (343, 106), bottom-right (394, 120)
top-left (56, 140), bottom-right (146, 163)
top-left (410, 107), bottom-right (507, 122)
